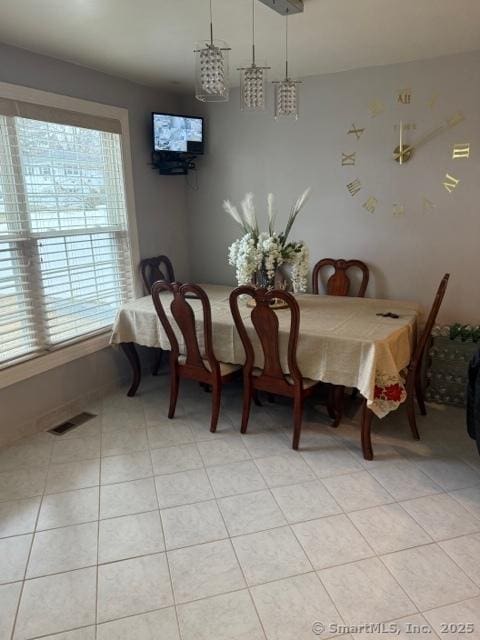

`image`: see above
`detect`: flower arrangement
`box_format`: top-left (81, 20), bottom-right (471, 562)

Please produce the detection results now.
top-left (223, 189), bottom-right (310, 293)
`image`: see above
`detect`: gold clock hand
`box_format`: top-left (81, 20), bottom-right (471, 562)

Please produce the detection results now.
top-left (394, 112), bottom-right (464, 162)
top-left (399, 120), bottom-right (403, 165)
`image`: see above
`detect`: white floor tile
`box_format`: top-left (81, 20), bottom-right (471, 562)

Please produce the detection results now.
top-left (161, 500), bottom-right (228, 550)
top-left (151, 444), bottom-right (203, 475)
top-left (154, 468), bottom-right (213, 508)
top-left (51, 436), bottom-right (100, 465)
top-left (147, 422), bottom-right (195, 449)
top-left (439, 533), bottom-right (480, 586)
top-left (348, 504), bottom-right (433, 554)
top-left (449, 485), bottom-right (480, 519)
top-left (27, 522), bottom-right (97, 578)
top-left (293, 514), bottom-right (374, 570)
top-left (424, 596), bottom-right (480, 640)
top-left (271, 480), bottom-right (342, 523)
top-left (232, 526), bottom-right (311, 586)
top-left (0, 440), bottom-right (52, 473)
top-left (14, 567), bottom-right (96, 640)
top-left (322, 471), bottom-right (393, 512)
top-left (101, 427), bottom-right (149, 457)
top-left (100, 451), bottom-right (153, 485)
top-left (414, 456), bottom-right (480, 491)
top-left (97, 608), bottom-right (180, 640)
top-left (319, 557), bottom-right (416, 626)
top-left (0, 497), bottom-right (40, 538)
top-left (197, 435), bottom-right (251, 467)
top-left (0, 466), bottom-right (47, 502)
top-left (401, 493), bottom-right (480, 541)
top-left (0, 582), bottom-right (22, 640)
top-left (218, 489), bottom-right (286, 536)
top-left (353, 614), bottom-right (439, 640)
top-left (207, 460), bottom-right (267, 498)
top-left (255, 453), bottom-right (314, 488)
top-left (40, 628), bottom-right (96, 639)
top-left (46, 459), bottom-right (100, 494)
top-left (38, 487), bottom-right (99, 530)
top-left (98, 510), bottom-right (164, 563)
top-left (100, 478), bottom-right (157, 519)
top-left (177, 590), bottom-right (265, 640)
top-left (251, 572), bottom-right (343, 640)
top-left (97, 553), bottom-right (173, 623)
top-left (0, 534), bottom-right (32, 584)
top-left (369, 461), bottom-right (442, 500)
top-left (168, 539), bottom-right (245, 603)
top-left (301, 446), bottom-right (362, 479)
top-left (382, 543), bottom-right (480, 611)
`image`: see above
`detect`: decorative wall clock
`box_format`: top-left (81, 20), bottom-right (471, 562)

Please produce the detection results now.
top-left (340, 88), bottom-right (470, 217)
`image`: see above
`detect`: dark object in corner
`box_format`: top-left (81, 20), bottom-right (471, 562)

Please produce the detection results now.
top-left (467, 349), bottom-right (480, 454)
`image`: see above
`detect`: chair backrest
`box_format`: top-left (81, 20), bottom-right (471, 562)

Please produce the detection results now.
top-left (229, 286), bottom-right (303, 391)
top-left (140, 255), bottom-right (175, 293)
top-left (151, 281), bottom-right (218, 376)
top-left (411, 273), bottom-right (450, 372)
top-left (312, 258), bottom-right (369, 297)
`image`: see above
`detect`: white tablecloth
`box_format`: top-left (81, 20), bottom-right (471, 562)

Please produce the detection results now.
top-left (110, 284), bottom-right (422, 418)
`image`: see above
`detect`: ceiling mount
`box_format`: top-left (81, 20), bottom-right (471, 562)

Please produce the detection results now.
top-left (257, 0), bottom-right (304, 16)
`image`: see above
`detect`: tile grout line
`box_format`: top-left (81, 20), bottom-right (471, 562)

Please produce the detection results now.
top-left (9, 436), bottom-right (53, 640)
top-left (145, 400), bottom-right (184, 640)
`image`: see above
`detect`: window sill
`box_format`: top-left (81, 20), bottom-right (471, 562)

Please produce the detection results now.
top-left (0, 332), bottom-right (112, 390)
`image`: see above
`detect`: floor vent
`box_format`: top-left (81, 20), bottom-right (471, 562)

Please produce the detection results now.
top-left (48, 411), bottom-right (97, 436)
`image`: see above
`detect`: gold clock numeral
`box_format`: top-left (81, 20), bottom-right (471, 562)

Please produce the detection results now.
top-left (397, 88), bottom-right (412, 104)
top-left (452, 143), bottom-right (470, 159)
top-left (347, 124), bottom-right (365, 140)
top-left (362, 196), bottom-right (378, 214)
top-left (347, 179), bottom-right (362, 196)
top-left (341, 152), bottom-right (356, 167)
top-left (447, 112), bottom-right (465, 127)
top-left (422, 197), bottom-right (436, 215)
top-left (443, 173), bottom-right (460, 193)
top-left (393, 204), bottom-right (405, 217)
top-left (369, 100), bottom-right (385, 117)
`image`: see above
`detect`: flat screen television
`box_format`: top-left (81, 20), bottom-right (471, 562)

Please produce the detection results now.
top-left (152, 112), bottom-right (204, 155)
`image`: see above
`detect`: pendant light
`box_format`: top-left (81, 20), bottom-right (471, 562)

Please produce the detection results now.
top-left (194, 0), bottom-right (231, 102)
top-left (273, 11), bottom-right (301, 119)
top-left (238, 0), bottom-right (270, 112)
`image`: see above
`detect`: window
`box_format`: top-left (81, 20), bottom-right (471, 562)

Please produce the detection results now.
top-left (0, 103), bottom-right (134, 368)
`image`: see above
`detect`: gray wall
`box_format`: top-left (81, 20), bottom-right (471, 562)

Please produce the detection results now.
top-left (0, 44), bottom-right (189, 444)
top-left (184, 50), bottom-right (480, 325)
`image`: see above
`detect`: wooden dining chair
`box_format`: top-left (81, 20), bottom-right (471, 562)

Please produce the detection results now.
top-left (229, 286), bottom-right (322, 450)
top-left (140, 255), bottom-right (175, 294)
top-left (313, 258), bottom-right (370, 426)
top-left (151, 281), bottom-right (240, 432)
top-left (312, 258), bottom-right (369, 297)
top-left (140, 256), bottom-right (175, 375)
top-left (360, 273), bottom-right (450, 460)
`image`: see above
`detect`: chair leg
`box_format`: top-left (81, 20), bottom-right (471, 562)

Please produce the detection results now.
top-left (210, 381), bottom-right (221, 433)
top-left (168, 371), bottom-right (179, 419)
top-left (253, 391), bottom-right (262, 407)
top-left (241, 380), bottom-right (253, 434)
top-left (267, 393), bottom-right (275, 403)
top-left (406, 390), bottom-right (420, 440)
top-left (152, 349), bottom-right (163, 376)
top-left (415, 376), bottom-right (427, 416)
top-left (361, 400), bottom-right (374, 461)
top-left (328, 385), bottom-right (345, 428)
top-left (292, 393), bottom-right (304, 450)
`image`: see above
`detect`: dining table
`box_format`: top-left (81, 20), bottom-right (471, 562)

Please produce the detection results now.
top-left (110, 283), bottom-right (422, 420)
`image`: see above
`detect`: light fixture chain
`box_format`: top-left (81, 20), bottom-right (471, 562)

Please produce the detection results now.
top-left (252, 0), bottom-right (256, 65)
top-left (209, 0), bottom-right (214, 44)
top-left (285, 12), bottom-right (289, 79)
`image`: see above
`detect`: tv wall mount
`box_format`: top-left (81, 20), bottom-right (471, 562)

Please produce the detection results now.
top-left (151, 151), bottom-right (197, 176)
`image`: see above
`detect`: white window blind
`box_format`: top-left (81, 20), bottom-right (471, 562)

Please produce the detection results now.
top-left (0, 106), bottom-right (134, 367)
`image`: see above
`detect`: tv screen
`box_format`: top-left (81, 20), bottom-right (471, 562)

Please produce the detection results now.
top-left (152, 113), bottom-right (204, 155)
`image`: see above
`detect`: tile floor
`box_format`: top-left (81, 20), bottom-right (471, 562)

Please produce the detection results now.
top-left (1, 375), bottom-right (480, 640)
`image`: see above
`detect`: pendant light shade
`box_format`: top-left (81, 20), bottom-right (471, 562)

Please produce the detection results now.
top-left (273, 13), bottom-right (301, 119)
top-left (238, 1), bottom-right (269, 112)
top-left (194, 0), bottom-right (230, 102)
